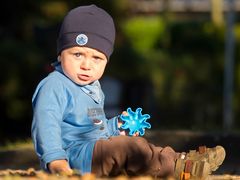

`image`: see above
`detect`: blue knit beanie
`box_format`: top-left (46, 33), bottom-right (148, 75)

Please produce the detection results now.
top-left (57, 4), bottom-right (115, 60)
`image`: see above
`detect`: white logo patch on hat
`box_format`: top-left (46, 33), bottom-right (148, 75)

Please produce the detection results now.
top-left (76, 34), bottom-right (88, 46)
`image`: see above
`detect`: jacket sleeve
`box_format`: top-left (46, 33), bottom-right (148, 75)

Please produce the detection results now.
top-left (107, 116), bottom-right (120, 136)
top-left (31, 79), bottom-right (68, 171)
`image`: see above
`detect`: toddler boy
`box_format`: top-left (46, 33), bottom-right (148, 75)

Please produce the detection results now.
top-left (31, 4), bottom-right (225, 179)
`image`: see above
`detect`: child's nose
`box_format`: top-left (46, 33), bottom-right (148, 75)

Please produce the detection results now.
top-left (80, 58), bottom-right (91, 70)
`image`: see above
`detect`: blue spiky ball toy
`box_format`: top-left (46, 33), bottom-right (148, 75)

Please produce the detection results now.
top-left (120, 107), bottom-right (151, 136)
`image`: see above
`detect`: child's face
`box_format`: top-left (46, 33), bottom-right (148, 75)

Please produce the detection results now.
top-left (59, 46), bottom-right (107, 85)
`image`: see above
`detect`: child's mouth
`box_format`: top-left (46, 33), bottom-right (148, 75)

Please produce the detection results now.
top-left (78, 74), bottom-right (91, 81)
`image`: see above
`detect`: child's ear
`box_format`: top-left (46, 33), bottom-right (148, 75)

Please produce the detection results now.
top-left (57, 55), bottom-right (61, 62)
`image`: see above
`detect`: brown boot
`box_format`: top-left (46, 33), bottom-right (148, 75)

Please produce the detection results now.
top-left (174, 146), bottom-right (226, 180)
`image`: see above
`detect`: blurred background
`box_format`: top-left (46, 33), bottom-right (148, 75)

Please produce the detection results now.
top-left (0, 0), bottom-right (240, 144)
top-left (1, 0), bottom-right (240, 174)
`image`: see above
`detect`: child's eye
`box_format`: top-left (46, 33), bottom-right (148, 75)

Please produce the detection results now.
top-left (92, 56), bottom-right (105, 63)
top-left (73, 52), bottom-right (82, 58)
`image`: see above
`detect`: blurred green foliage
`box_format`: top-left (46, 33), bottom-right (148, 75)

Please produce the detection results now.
top-left (110, 14), bottom-right (230, 130)
top-left (0, 1), bottom-right (240, 142)
top-left (123, 16), bottom-right (165, 51)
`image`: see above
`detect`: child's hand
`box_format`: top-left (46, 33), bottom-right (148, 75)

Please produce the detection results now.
top-left (48, 159), bottom-right (73, 176)
top-left (118, 111), bottom-right (139, 137)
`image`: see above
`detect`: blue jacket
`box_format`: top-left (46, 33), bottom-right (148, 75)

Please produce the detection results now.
top-left (31, 63), bottom-right (120, 174)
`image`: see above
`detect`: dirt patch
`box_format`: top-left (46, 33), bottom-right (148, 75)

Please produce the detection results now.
top-left (0, 147), bottom-right (39, 170)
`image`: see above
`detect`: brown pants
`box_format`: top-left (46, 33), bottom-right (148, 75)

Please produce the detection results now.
top-left (92, 136), bottom-right (179, 178)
